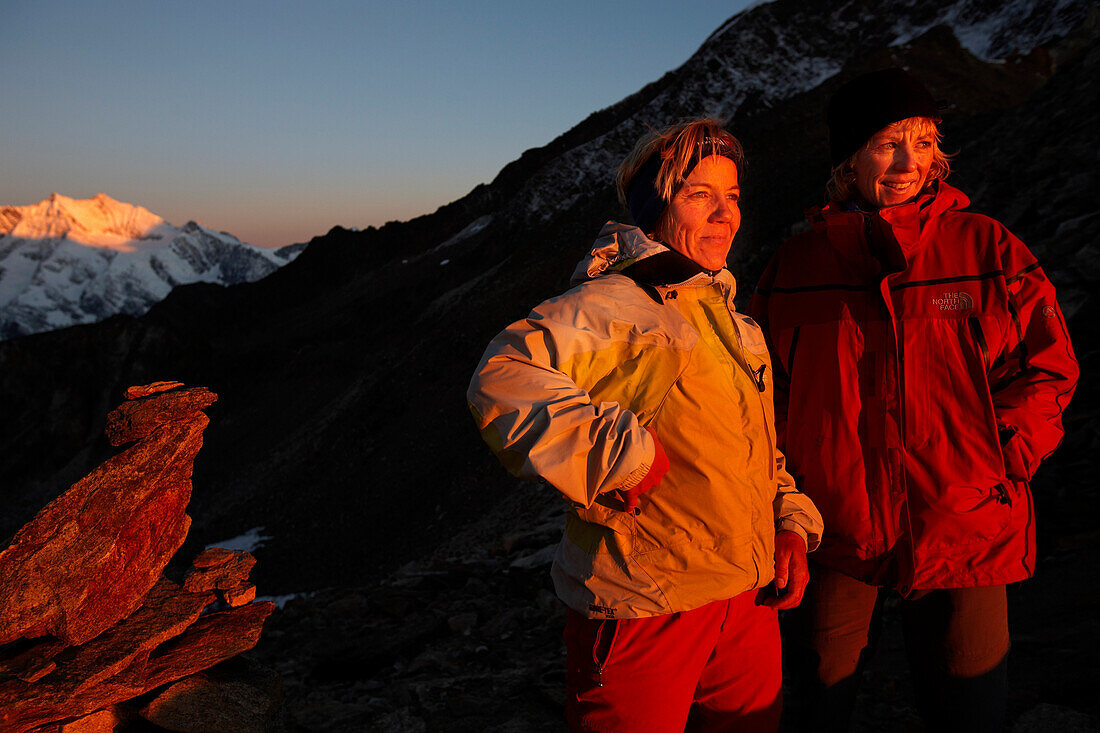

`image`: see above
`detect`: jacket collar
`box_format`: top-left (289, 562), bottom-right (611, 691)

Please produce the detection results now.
top-left (573, 220), bottom-right (730, 278)
top-left (622, 249), bottom-right (715, 286)
top-left (807, 181), bottom-right (970, 268)
top-left (572, 221), bottom-right (736, 303)
top-left (810, 180), bottom-right (969, 229)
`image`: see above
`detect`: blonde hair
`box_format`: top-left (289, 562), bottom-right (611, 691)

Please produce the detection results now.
top-left (825, 116), bottom-right (952, 203)
top-left (616, 118), bottom-right (744, 209)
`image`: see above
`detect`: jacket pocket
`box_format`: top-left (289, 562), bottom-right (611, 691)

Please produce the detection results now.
top-left (997, 424), bottom-right (1029, 482)
top-left (568, 504), bottom-right (636, 556)
top-left (903, 316), bottom-right (997, 451)
top-left (919, 483), bottom-right (1013, 549)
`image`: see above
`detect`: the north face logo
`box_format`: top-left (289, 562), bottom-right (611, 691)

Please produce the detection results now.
top-left (931, 291), bottom-right (974, 311)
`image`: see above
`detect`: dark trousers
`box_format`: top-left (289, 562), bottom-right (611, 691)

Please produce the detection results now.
top-left (785, 563), bottom-right (1010, 732)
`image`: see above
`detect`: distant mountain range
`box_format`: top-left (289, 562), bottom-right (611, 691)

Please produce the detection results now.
top-left (0, 193), bottom-right (302, 339)
top-left (1, 0), bottom-right (1096, 602)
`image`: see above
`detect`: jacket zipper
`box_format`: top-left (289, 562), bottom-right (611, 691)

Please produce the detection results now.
top-left (592, 618), bottom-right (620, 687)
top-left (725, 292), bottom-right (777, 479)
top-left (787, 325), bottom-right (801, 377)
top-left (875, 217), bottom-right (916, 595)
top-left (968, 316), bottom-right (990, 372)
top-left (972, 483), bottom-right (1013, 510)
top-left (752, 364), bottom-right (767, 392)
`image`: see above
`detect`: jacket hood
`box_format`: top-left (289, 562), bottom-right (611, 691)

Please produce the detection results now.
top-left (571, 221), bottom-right (671, 285)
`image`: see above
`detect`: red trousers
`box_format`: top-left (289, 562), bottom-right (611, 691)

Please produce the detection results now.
top-left (564, 591), bottom-right (782, 732)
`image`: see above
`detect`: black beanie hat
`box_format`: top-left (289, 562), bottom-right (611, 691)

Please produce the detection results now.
top-left (827, 68), bottom-right (940, 166)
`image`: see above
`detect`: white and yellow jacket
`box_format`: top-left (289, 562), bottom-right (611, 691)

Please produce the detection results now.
top-left (468, 222), bottom-right (822, 619)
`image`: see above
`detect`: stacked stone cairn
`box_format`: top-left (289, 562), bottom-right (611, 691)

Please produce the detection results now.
top-left (0, 382), bottom-right (280, 732)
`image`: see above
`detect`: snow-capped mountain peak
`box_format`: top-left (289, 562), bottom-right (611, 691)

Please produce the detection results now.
top-left (0, 194), bottom-right (301, 339)
top-left (0, 192), bottom-right (172, 251)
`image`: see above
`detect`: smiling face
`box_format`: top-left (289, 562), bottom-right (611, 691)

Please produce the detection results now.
top-left (655, 155), bottom-right (740, 270)
top-left (851, 117), bottom-right (936, 209)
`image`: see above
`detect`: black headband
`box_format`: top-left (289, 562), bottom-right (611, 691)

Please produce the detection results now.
top-left (626, 137), bottom-right (739, 236)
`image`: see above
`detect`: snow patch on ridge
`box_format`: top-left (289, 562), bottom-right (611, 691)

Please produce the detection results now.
top-left (434, 215), bottom-right (493, 251)
top-left (257, 593), bottom-right (306, 609)
top-left (207, 526), bottom-right (273, 553)
top-left (889, 0), bottom-right (1087, 59)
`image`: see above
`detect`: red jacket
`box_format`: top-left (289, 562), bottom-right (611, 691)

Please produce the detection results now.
top-left (751, 182), bottom-right (1078, 592)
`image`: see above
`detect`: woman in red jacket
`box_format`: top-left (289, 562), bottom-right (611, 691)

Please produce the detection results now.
top-left (751, 68), bottom-right (1078, 731)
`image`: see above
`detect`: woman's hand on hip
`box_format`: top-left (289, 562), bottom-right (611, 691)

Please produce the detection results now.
top-left (620, 427), bottom-right (669, 512)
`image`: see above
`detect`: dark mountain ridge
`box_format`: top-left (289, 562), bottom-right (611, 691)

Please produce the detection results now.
top-left (1, 1), bottom-right (1096, 606)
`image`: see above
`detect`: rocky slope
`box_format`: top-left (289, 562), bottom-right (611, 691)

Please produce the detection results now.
top-left (249, 477), bottom-right (1099, 731)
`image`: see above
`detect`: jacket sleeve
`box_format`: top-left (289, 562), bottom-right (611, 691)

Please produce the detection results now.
top-left (773, 449), bottom-right (824, 551)
top-left (990, 229), bottom-right (1079, 481)
top-left (467, 305), bottom-right (655, 509)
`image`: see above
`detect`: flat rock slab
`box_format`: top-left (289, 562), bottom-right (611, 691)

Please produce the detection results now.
top-left (48, 578), bottom-right (215, 694)
top-left (0, 412), bottom-right (209, 645)
top-left (40, 707), bottom-right (124, 733)
top-left (106, 387), bottom-right (217, 446)
top-left (0, 602), bottom-right (274, 733)
top-left (139, 602), bottom-right (275, 684)
top-left (191, 547), bottom-right (240, 569)
top-left (125, 381), bottom-right (186, 400)
top-left (223, 585), bottom-right (257, 607)
top-left (184, 550), bottom-right (256, 593)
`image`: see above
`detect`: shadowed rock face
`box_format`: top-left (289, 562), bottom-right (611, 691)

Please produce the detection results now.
top-left (139, 657), bottom-right (287, 733)
top-left (0, 384), bottom-right (277, 733)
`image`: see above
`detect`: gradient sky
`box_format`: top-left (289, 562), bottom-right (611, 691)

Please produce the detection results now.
top-left (2, 1), bottom-right (757, 247)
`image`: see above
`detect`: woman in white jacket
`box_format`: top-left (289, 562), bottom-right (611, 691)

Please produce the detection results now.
top-left (468, 118), bottom-right (822, 732)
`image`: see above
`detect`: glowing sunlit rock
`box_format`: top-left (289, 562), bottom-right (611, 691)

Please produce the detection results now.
top-left (0, 384), bottom-right (278, 731)
top-left (124, 381), bottom-right (186, 400)
top-left (224, 584), bottom-right (258, 607)
top-left (105, 386), bottom-right (217, 446)
top-left (0, 415), bottom-right (204, 645)
top-left (0, 602), bottom-right (273, 732)
top-left (184, 548), bottom-right (257, 593)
